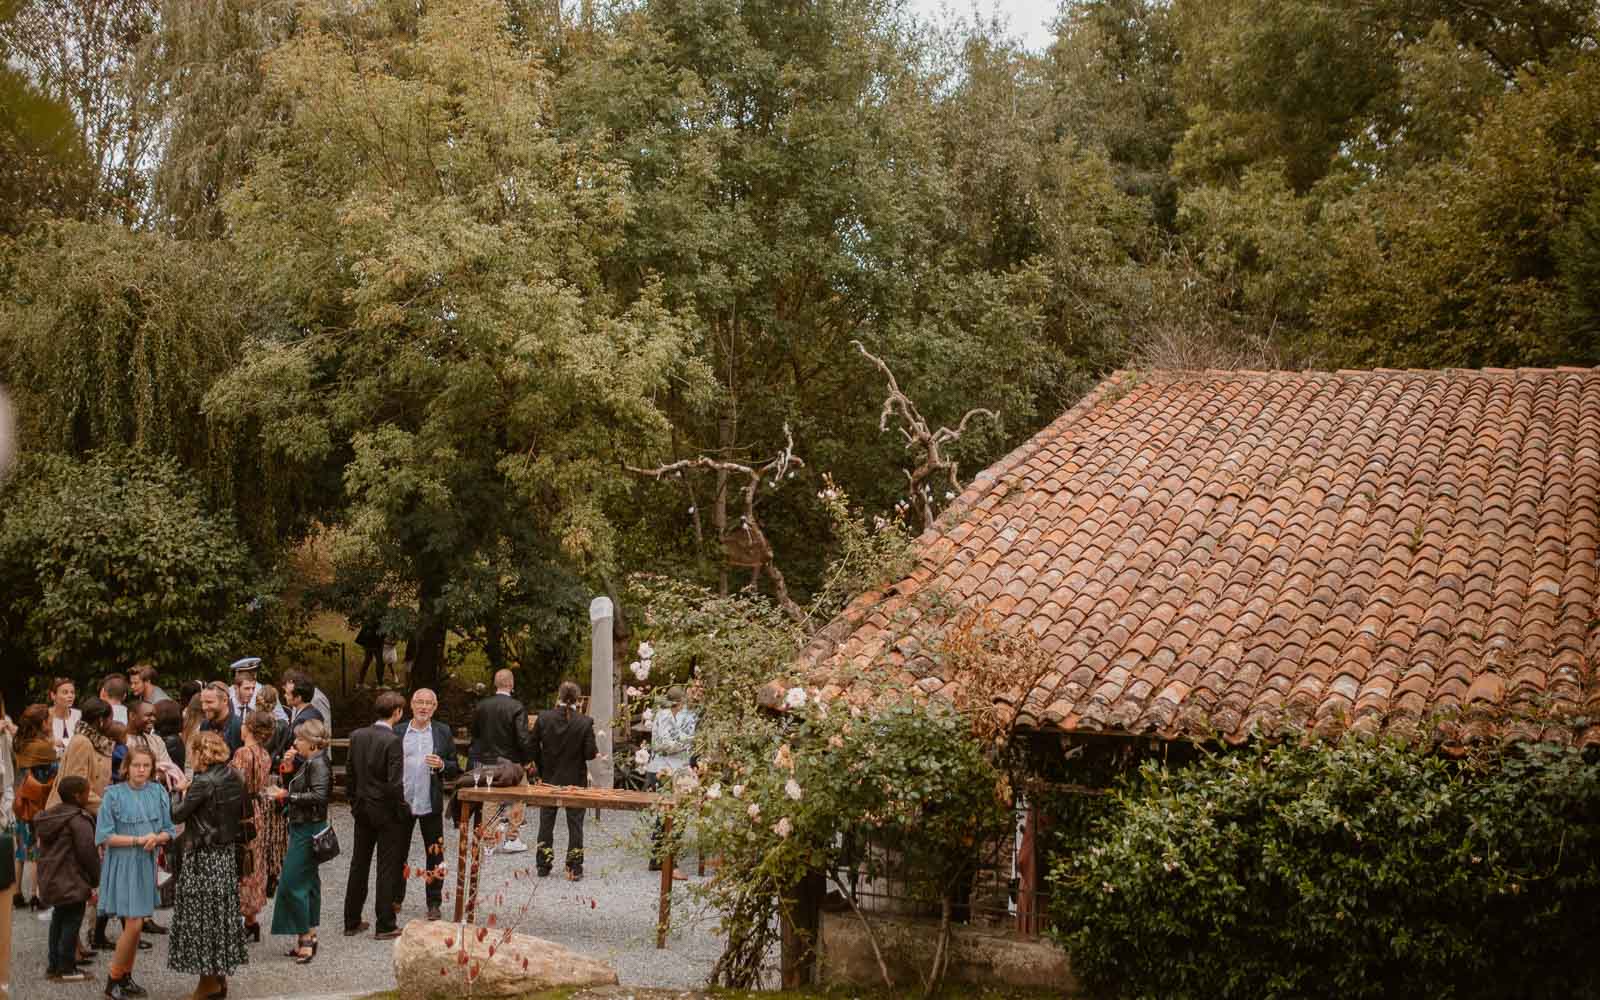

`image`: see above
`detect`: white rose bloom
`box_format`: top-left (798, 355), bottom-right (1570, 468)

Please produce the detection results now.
top-left (785, 778), bottom-right (803, 801)
top-left (731, 784), bottom-right (745, 798)
top-left (638, 641), bottom-right (655, 659)
top-left (774, 817), bottom-right (793, 839)
top-left (625, 686), bottom-right (642, 698)
top-left (784, 686), bottom-right (807, 709)
top-left (642, 708), bottom-right (655, 728)
top-left (706, 782), bottom-right (722, 800)
top-left (633, 747), bottom-right (651, 767)
top-left (747, 803), bottom-right (761, 820)
top-left (631, 660), bottom-right (651, 681)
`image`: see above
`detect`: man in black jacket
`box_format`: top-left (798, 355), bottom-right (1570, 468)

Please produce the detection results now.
top-left (344, 690), bottom-right (408, 939)
top-left (396, 688), bottom-right (460, 920)
top-left (468, 669), bottom-right (536, 853)
top-left (532, 681), bottom-right (598, 880)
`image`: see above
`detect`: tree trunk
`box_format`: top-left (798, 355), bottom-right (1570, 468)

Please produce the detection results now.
top-left (408, 574), bottom-right (449, 690)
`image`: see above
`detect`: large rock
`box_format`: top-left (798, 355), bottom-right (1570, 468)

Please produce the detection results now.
top-left (392, 918), bottom-right (619, 999)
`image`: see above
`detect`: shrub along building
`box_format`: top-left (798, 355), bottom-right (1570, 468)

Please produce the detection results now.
top-left (783, 367), bottom-right (1600, 951)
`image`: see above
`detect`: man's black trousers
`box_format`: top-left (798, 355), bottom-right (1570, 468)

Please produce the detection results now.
top-left (537, 805), bottom-right (585, 874)
top-left (345, 801), bottom-right (408, 932)
top-left (397, 810), bottom-right (446, 910)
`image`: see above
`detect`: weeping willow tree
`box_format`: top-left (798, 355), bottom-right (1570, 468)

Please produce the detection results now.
top-left (0, 220), bottom-right (318, 552)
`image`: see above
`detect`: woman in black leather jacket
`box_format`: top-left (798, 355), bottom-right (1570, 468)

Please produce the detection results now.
top-left (167, 731), bottom-right (248, 1000)
top-left (267, 718), bottom-right (331, 963)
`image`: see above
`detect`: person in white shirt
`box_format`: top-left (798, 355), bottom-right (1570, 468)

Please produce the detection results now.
top-left (100, 674), bottom-right (130, 725)
top-left (644, 686), bottom-right (697, 876)
top-left (229, 658), bottom-right (289, 723)
top-left (47, 677), bottom-right (81, 758)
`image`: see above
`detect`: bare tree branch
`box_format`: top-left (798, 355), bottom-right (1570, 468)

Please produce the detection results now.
top-left (628, 425), bottom-right (806, 620)
top-left (853, 341), bottom-right (999, 532)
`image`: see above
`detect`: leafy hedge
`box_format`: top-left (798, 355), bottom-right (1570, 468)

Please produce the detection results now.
top-left (1050, 740), bottom-right (1600, 999)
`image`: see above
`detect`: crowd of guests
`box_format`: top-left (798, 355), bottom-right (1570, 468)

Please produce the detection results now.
top-left (1, 661), bottom-right (339, 999)
top-left (0, 660), bottom-right (628, 1000)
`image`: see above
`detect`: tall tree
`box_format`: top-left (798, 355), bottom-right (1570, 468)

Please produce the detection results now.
top-left (0, 0), bottom-right (163, 223)
top-left (207, 0), bottom-right (711, 687)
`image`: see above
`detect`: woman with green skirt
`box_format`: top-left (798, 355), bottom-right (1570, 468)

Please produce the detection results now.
top-left (268, 719), bottom-right (330, 964)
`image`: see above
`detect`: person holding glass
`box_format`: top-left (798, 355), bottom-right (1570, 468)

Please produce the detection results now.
top-left (268, 719), bottom-right (331, 963)
top-left (94, 744), bottom-right (175, 1000)
top-left (168, 732), bottom-right (249, 1000)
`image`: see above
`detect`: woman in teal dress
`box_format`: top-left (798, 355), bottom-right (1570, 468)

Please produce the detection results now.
top-left (95, 744), bottom-right (175, 1000)
top-left (267, 718), bottom-right (330, 963)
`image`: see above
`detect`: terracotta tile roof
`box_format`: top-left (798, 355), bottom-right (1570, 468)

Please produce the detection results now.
top-left (796, 368), bottom-right (1600, 747)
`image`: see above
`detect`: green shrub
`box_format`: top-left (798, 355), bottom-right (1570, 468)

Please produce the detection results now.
top-left (1050, 740), bottom-right (1600, 1000)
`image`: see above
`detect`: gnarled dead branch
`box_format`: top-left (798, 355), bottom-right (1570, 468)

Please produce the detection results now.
top-left (628, 425), bottom-right (805, 620)
top-left (853, 341), bottom-right (999, 531)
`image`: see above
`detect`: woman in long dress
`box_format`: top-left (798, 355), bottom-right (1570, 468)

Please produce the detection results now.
top-left (168, 732), bottom-right (248, 999)
top-left (229, 711), bottom-right (274, 940)
top-left (94, 744), bottom-right (176, 1000)
top-left (267, 719), bottom-right (330, 963)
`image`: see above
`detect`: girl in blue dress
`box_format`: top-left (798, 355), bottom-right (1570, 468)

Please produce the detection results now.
top-left (95, 744), bottom-right (175, 1000)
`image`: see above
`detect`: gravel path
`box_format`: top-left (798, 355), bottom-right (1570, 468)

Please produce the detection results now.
top-left (17, 803), bottom-right (724, 999)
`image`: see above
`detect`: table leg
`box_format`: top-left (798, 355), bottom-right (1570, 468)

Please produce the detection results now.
top-left (467, 812), bottom-right (484, 925)
top-left (453, 804), bottom-right (471, 923)
top-left (657, 815), bottom-right (673, 949)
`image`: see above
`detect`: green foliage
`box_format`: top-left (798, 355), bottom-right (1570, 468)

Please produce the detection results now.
top-left (0, 450), bottom-right (253, 679)
top-left (1051, 740), bottom-right (1600, 1000)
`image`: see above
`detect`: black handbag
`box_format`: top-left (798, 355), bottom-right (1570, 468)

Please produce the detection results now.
top-left (310, 823), bottom-right (340, 865)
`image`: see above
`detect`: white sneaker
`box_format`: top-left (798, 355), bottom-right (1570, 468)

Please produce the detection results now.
top-left (501, 838), bottom-right (529, 854)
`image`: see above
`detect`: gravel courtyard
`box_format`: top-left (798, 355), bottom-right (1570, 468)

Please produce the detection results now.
top-left (17, 802), bottom-right (724, 999)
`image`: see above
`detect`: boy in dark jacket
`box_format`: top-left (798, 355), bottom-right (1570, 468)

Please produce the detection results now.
top-left (36, 774), bottom-right (101, 982)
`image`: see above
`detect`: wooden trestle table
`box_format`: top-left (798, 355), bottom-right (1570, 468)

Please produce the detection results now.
top-left (452, 784), bottom-right (677, 947)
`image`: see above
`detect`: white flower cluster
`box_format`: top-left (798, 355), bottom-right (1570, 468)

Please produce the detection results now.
top-left (784, 686), bottom-right (807, 710)
top-left (630, 640), bottom-right (654, 681)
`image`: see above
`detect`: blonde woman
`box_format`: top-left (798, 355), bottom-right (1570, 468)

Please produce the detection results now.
top-left (267, 719), bottom-right (330, 963)
top-left (168, 732), bottom-right (248, 998)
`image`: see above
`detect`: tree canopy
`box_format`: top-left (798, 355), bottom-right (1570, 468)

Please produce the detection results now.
top-left (0, 0), bottom-right (1597, 691)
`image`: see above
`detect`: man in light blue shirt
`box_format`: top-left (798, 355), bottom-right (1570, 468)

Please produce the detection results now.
top-left (397, 688), bottom-right (455, 920)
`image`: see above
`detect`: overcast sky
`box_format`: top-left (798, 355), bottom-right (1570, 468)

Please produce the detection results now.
top-left (907, 0), bottom-right (1060, 51)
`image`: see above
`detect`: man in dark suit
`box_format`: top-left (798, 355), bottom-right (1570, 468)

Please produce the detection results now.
top-left (532, 681), bottom-right (598, 880)
top-left (344, 690), bottom-right (408, 939)
top-left (397, 688), bottom-right (459, 920)
top-left (468, 669), bottom-right (536, 853)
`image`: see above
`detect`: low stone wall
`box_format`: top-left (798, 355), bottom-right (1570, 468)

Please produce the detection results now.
top-left (817, 909), bottom-right (1077, 993)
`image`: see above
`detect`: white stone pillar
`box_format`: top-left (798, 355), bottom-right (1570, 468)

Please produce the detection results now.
top-left (588, 596), bottom-right (615, 790)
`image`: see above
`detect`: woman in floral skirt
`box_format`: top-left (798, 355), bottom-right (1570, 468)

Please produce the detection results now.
top-left (168, 732), bottom-right (248, 1000)
top-left (95, 744), bottom-right (176, 1000)
top-left (230, 711), bottom-right (273, 941)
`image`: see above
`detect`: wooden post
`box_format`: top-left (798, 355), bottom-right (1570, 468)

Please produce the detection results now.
top-left (780, 870), bottom-right (825, 988)
top-left (452, 803), bottom-right (472, 923)
top-left (656, 814), bottom-right (673, 949)
top-left (1017, 804), bottom-right (1039, 937)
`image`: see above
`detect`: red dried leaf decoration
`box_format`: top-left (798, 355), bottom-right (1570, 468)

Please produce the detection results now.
top-left (440, 967), bottom-right (449, 977)
top-left (522, 958), bottom-right (529, 971)
top-left (475, 926), bottom-right (488, 942)
top-left (456, 950), bottom-right (469, 965)
top-left (590, 898), bottom-right (596, 909)
top-left (469, 962), bottom-right (481, 981)
top-left (487, 913), bottom-right (497, 927)
top-left (488, 944), bottom-right (496, 958)
top-left (402, 864), bottom-right (411, 879)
